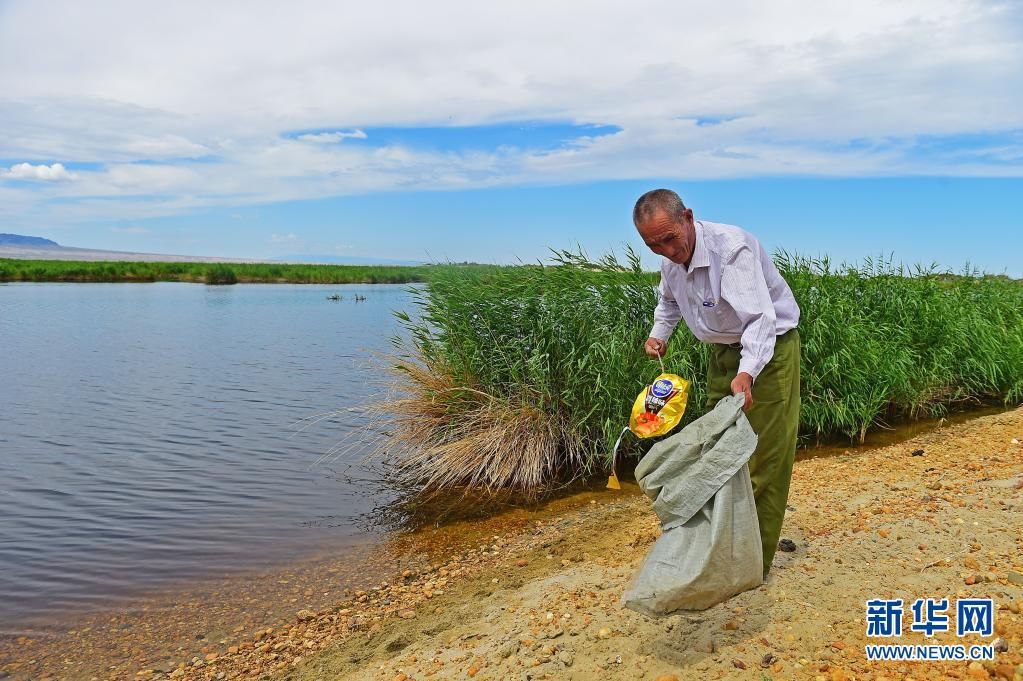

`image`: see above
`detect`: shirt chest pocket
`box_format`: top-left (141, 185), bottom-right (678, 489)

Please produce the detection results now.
top-left (696, 292), bottom-right (739, 333)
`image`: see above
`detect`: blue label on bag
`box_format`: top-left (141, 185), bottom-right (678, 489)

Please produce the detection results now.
top-left (651, 379), bottom-right (674, 398)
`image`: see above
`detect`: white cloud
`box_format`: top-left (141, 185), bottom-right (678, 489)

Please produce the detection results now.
top-left (119, 134), bottom-right (210, 158)
top-left (0, 0), bottom-right (1020, 225)
top-left (110, 226), bottom-right (149, 234)
top-left (270, 233), bottom-right (300, 242)
top-left (2, 162), bottom-right (77, 181)
top-left (297, 130), bottom-right (367, 144)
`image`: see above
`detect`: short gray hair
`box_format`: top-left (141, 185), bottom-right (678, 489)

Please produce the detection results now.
top-left (633, 188), bottom-right (687, 227)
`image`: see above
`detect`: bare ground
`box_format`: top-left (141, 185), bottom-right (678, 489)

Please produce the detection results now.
top-left (286, 408), bottom-right (1023, 681)
top-left (3, 408), bottom-right (1022, 681)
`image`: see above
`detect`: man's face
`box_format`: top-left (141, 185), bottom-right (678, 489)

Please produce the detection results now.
top-left (637, 208), bottom-right (695, 266)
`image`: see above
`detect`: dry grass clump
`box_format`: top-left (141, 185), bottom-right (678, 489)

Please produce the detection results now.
top-left (376, 357), bottom-right (586, 497)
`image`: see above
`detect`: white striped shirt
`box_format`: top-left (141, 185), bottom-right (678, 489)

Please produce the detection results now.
top-left (650, 220), bottom-right (800, 380)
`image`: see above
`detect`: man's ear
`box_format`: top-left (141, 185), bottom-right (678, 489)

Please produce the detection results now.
top-left (684, 207), bottom-right (694, 223)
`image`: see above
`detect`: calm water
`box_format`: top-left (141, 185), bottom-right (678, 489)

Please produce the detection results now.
top-left (0, 283), bottom-right (412, 625)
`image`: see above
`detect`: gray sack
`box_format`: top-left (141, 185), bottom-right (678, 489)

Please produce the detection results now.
top-left (622, 393), bottom-right (763, 615)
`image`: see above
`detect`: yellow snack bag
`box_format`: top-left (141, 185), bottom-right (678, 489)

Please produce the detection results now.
top-left (629, 373), bottom-right (690, 438)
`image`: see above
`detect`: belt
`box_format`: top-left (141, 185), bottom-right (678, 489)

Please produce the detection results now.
top-left (720, 327), bottom-right (797, 350)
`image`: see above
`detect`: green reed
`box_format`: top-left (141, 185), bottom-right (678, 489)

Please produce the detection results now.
top-left (389, 249), bottom-right (1023, 492)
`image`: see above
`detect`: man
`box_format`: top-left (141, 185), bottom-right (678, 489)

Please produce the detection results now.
top-left (634, 188), bottom-right (800, 577)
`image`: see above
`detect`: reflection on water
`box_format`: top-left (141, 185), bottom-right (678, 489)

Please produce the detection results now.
top-left (0, 283), bottom-right (413, 624)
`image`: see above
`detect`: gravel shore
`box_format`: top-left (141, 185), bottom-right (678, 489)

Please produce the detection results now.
top-left (3, 407), bottom-right (1022, 681)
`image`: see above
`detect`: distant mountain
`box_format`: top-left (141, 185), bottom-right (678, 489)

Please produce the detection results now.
top-left (0, 233), bottom-right (59, 247)
top-left (0, 234), bottom-right (420, 266)
top-left (0, 242), bottom-right (258, 263)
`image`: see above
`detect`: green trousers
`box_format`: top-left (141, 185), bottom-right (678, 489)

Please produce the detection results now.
top-left (705, 328), bottom-right (800, 576)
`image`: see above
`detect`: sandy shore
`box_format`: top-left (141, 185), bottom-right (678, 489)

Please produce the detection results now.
top-left (3, 408), bottom-right (1022, 681)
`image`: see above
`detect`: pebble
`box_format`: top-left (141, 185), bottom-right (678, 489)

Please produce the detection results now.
top-left (994, 664), bottom-right (1016, 680)
top-left (557, 650), bottom-right (574, 667)
top-left (1007, 571), bottom-right (1023, 585)
top-left (693, 633), bottom-right (715, 653)
top-left (597, 628), bottom-right (612, 639)
top-left (778, 538), bottom-right (797, 552)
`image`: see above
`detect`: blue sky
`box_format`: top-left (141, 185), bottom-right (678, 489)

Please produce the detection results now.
top-left (47, 175), bottom-right (1022, 275)
top-left (1, 1), bottom-right (1021, 273)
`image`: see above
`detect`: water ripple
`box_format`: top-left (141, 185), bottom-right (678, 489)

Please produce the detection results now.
top-left (0, 283), bottom-right (411, 624)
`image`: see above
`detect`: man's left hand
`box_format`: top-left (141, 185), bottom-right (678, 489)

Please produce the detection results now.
top-left (731, 372), bottom-right (753, 411)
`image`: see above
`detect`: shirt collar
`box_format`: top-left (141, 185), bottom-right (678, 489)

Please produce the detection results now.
top-left (686, 220), bottom-right (710, 273)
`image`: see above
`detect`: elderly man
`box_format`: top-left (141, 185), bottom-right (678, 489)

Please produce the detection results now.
top-left (634, 188), bottom-right (800, 577)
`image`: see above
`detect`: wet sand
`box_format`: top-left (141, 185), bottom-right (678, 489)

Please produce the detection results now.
top-left (2, 407), bottom-right (1022, 681)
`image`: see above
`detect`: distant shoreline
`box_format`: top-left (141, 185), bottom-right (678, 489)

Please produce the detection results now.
top-left (0, 243), bottom-right (264, 264)
top-left (0, 258), bottom-right (498, 284)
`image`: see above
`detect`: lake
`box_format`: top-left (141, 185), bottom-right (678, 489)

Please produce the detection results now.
top-left (0, 282), bottom-right (412, 626)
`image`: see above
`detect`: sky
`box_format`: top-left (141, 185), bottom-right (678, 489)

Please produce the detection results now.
top-left (0, 0), bottom-right (1021, 273)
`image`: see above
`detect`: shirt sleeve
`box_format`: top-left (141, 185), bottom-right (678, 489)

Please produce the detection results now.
top-left (650, 265), bottom-right (682, 341)
top-left (720, 245), bottom-right (777, 379)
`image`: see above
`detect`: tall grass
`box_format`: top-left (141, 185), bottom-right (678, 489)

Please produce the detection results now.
top-left (0, 259), bottom-right (499, 284)
top-left (382, 249), bottom-right (1023, 496)
top-left (382, 249), bottom-right (669, 497)
top-left (783, 253), bottom-right (1023, 441)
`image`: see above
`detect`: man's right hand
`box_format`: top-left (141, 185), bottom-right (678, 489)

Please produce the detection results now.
top-left (644, 337), bottom-right (667, 358)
